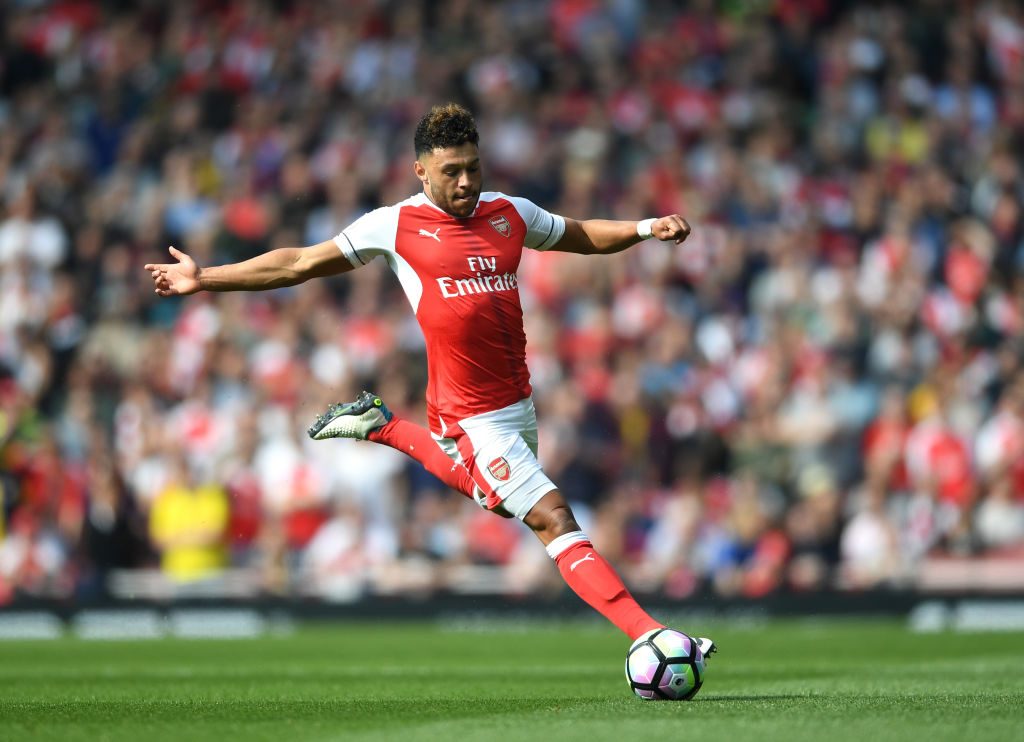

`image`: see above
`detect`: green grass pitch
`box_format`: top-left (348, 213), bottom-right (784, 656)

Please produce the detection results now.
top-left (1, 618), bottom-right (1022, 741)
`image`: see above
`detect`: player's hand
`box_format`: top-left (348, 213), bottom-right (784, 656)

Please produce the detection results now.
top-left (651, 215), bottom-right (692, 244)
top-left (144, 246), bottom-right (201, 296)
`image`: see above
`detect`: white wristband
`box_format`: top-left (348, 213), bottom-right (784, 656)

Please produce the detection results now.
top-left (637, 218), bottom-right (656, 240)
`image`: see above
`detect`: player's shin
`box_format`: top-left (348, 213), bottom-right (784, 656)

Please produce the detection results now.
top-left (367, 418), bottom-right (476, 500)
top-left (546, 531), bottom-right (664, 641)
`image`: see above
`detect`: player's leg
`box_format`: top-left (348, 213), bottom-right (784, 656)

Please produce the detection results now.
top-left (307, 391), bottom-right (477, 501)
top-left (455, 402), bottom-right (713, 650)
top-left (521, 490), bottom-right (664, 641)
top-left (445, 404), bottom-right (665, 641)
top-left (524, 491), bottom-right (716, 656)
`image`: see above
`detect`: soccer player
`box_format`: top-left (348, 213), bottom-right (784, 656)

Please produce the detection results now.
top-left (145, 103), bottom-right (715, 655)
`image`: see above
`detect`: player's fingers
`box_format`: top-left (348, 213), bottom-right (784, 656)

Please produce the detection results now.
top-left (674, 218), bottom-right (691, 244)
top-left (652, 215), bottom-right (691, 244)
top-left (168, 246), bottom-right (185, 261)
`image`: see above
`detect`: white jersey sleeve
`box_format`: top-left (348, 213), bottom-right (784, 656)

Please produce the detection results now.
top-left (507, 196), bottom-right (566, 251)
top-left (333, 206), bottom-right (399, 267)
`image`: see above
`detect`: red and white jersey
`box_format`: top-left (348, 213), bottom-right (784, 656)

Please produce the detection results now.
top-left (333, 191), bottom-right (565, 434)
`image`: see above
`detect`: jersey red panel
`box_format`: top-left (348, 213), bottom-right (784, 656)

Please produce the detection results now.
top-left (334, 192), bottom-right (565, 434)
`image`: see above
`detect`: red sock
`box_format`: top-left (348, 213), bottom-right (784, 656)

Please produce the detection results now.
top-left (368, 418), bottom-right (476, 500)
top-left (550, 533), bottom-right (663, 640)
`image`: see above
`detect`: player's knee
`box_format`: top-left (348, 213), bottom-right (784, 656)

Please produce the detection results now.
top-left (525, 492), bottom-right (579, 539)
top-left (545, 504), bottom-right (579, 537)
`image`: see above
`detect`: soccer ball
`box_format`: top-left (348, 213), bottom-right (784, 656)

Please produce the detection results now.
top-left (625, 628), bottom-right (706, 700)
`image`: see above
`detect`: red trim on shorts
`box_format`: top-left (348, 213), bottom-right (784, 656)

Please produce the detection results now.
top-left (448, 423), bottom-right (504, 511)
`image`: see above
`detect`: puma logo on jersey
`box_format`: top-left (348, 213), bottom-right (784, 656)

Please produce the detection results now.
top-left (418, 228), bottom-right (441, 242)
top-left (569, 552), bottom-right (595, 572)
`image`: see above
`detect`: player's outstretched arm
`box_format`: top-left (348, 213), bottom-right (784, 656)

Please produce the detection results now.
top-left (143, 240), bottom-right (353, 296)
top-left (551, 215), bottom-right (691, 255)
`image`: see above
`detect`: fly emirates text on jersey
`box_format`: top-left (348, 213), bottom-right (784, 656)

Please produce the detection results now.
top-left (435, 255), bottom-right (519, 299)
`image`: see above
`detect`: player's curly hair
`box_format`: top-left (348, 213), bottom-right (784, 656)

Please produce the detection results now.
top-left (414, 103), bottom-right (479, 156)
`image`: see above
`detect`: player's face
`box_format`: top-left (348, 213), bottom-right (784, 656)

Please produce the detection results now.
top-left (415, 143), bottom-right (482, 218)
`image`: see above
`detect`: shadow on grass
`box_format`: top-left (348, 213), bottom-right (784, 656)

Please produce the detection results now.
top-left (699, 694), bottom-right (812, 703)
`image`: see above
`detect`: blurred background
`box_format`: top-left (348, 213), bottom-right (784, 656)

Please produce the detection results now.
top-left (1, 0), bottom-right (1023, 615)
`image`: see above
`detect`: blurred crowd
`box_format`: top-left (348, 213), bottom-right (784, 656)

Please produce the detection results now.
top-left (2, 0), bottom-right (1024, 605)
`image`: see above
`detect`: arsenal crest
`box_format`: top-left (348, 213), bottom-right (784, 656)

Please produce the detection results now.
top-left (488, 215), bottom-right (511, 238)
top-left (487, 456), bottom-right (511, 481)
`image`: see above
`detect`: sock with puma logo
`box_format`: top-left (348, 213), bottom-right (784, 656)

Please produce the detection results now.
top-left (545, 531), bottom-right (663, 640)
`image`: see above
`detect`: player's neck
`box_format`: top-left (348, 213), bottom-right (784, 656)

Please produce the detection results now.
top-left (421, 189), bottom-right (476, 219)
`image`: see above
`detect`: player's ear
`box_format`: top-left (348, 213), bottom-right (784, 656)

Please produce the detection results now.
top-left (413, 159), bottom-right (428, 185)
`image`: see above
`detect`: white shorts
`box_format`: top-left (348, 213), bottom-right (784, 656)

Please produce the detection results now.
top-left (433, 397), bottom-right (556, 521)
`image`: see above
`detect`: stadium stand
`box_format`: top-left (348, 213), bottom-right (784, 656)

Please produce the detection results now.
top-left (1, 0), bottom-right (1023, 605)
